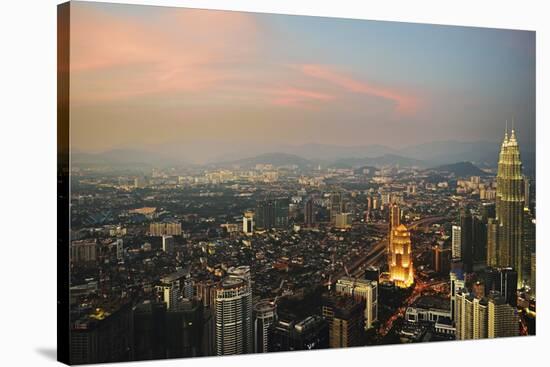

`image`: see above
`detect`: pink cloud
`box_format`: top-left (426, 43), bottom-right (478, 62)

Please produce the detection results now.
top-left (70, 5), bottom-right (259, 104)
top-left (299, 64), bottom-right (420, 115)
top-left (269, 87), bottom-right (334, 107)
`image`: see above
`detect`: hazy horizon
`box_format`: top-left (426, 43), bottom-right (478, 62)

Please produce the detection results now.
top-left (68, 2), bottom-right (535, 158)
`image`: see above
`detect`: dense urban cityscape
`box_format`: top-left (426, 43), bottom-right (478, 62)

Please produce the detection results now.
top-left (59, 3), bottom-right (536, 364)
top-left (67, 128), bottom-right (536, 363)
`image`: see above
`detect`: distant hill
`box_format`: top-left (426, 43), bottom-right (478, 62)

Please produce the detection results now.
top-left (333, 154), bottom-right (426, 168)
top-left (224, 152), bottom-right (312, 168)
top-left (431, 161), bottom-right (488, 177)
top-left (72, 149), bottom-right (186, 168)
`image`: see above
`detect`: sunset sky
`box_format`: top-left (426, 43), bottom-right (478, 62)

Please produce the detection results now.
top-left (69, 1), bottom-right (535, 160)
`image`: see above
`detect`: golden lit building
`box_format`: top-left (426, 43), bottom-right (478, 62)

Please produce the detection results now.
top-left (389, 224), bottom-right (414, 288)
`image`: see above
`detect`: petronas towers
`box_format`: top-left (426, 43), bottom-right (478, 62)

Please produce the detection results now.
top-left (492, 127), bottom-right (526, 286)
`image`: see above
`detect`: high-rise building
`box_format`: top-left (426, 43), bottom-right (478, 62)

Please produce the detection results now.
top-left (459, 210), bottom-right (474, 272)
top-left (495, 128), bottom-right (525, 286)
top-left (214, 277), bottom-right (253, 355)
top-left (364, 266), bottom-right (380, 283)
top-left (456, 291), bottom-right (518, 340)
top-left (253, 300), bottom-right (277, 353)
top-left (433, 245), bottom-right (451, 274)
top-left (149, 221), bottom-right (182, 236)
top-left (522, 208), bottom-right (536, 287)
top-left (455, 291), bottom-right (488, 340)
top-left (523, 175), bottom-right (530, 210)
top-left (488, 295), bottom-right (519, 338)
top-left (71, 239), bottom-right (98, 264)
top-left (162, 235), bottom-right (175, 254)
top-left (133, 300), bottom-right (167, 361)
top-left (451, 225), bottom-right (462, 260)
top-left (530, 252), bottom-right (536, 297)
top-left (335, 277), bottom-right (378, 329)
top-left (70, 302), bottom-right (133, 364)
top-left (256, 198), bottom-right (289, 229)
top-left (487, 218), bottom-right (499, 267)
top-left (242, 211), bottom-right (254, 235)
top-left (270, 315), bottom-right (329, 352)
top-left (485, 267), bottom-right (518, 307)
top-left (165, 298), bottom-right (205, 358)
top-left (389, 224), bottom-right (414, 288)
top-left (334, 213), bottom-right (353, 229)
top-left (304, 198), bottom-right (314, 227)
top-left (450, 268), bottom-right (465, 321)
top-left (322, 295), bottom-right (364, 348)
top-left (156, 268), bottom-right (193, 310)
top-left (481, 203), bottom-right (496, 223)
top-left (330, 192), bottom-right (343, 224)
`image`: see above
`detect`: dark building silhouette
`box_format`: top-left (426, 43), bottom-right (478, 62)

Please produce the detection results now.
top-left (256, 198), bottom-right (289, 229)
top-left (364, 266), bottom-right (380, 282)
top-left (165, 299), bottom-right (205, 358)
top-left (485, 267), bottom-right (518, 307)
top-left (322, 294), bottom-right (365, 348)
top-left (270, 315), bottom-right (329, 352)
top-left (70, 302), bottom-right (133, 364)
top-left (133, 300), bottom-right (167, 361)
top-left (304, 198), bottom-right (315, 227)
top-left (433, 245), bottom-right (451, 274)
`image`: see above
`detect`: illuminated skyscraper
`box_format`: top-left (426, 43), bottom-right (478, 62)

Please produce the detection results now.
top-left (389, 224), bottom-right (414, 288)
top-left (495, 128), bottom-right (525, 286)
top-left (388, 203), bottom-right (401, 264)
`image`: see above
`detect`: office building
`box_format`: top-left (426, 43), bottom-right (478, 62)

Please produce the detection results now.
top-left (243, 211), bottom-right (254, 235)
top-left (335, 277), bottom-right (378, 329)
top-left (330, 192), bottom-right (343, 224)
top-left (522, 208), bottom-right (536, 287)
top-left (304, 198), bottom-right (315, 227)
top-left (256, 198), bottom-right (289, 229)
top-left (488, 296), bottom-right (519, 338)
top-left (270, 315), bottom-right (329, 352)
top-left (450, 268), bottom-right (465, 321)
top-left (71, 239), bottom-right (98, 264)
top-left (485, 267), bottom-right (518, 307)
top-left (433, 244), bottom-right (451, 274)
top-left (334, 213), bottom-right (353, 229)
top-left (157, 268), bottom-right (193, 310)
top-left (451, 225), bottom-right (461, 260)
top-left (70, 302), bottom-right (133, 364)
top-left (253, 300), bottom-right (277, 353)
top-left (149, 221), bottom-right (182, 236)
top-left (162, 235), bottom-right (175, 255)
top-left (487, 218), bottom-right (499, 267)
top-left (322, 295), bottom-right (364, 348)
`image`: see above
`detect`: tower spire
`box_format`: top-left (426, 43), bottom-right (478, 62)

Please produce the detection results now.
top-left (504, 120), bottom-right (509, 143)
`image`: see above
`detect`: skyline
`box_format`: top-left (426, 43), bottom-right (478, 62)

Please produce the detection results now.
top-left (69, 2), bottom-right (535, 158)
